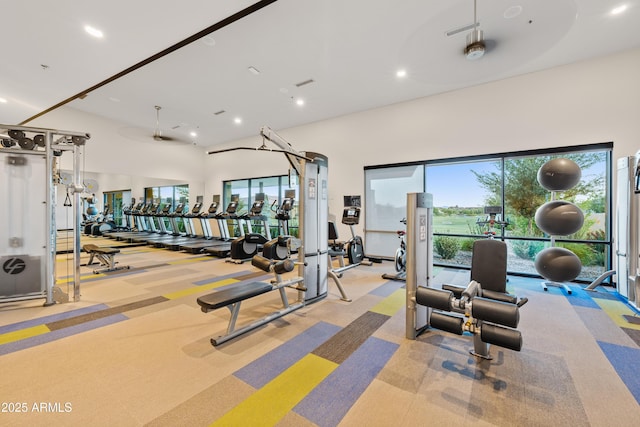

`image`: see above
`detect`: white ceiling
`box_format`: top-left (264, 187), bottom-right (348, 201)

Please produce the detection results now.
top-left (1, 0), bottom-right (639, 147)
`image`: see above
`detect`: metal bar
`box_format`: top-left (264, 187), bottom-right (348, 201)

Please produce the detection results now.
top-left (44, 131), bottom-right (54, 306)
top-left (73, 143), bottom-right (82, 301)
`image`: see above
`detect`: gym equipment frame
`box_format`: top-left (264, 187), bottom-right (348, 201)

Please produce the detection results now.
top-left (207, 126), bottom-right (331, 303)
top-left (1, 124), bottom-right (89, 305)
top-left (404, 192), bottom-right (527, 360)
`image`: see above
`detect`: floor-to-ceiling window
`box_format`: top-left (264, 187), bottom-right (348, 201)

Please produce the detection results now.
top-left (223, 175), bottom-right (297, 237)
top-left (364, 143), bottom-right (612, 282)
top-left (102, 190), bottom-right (132, 227)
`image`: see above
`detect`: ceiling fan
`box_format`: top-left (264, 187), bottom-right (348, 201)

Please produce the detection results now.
top-left (152, 105), bottom-right (181, 142)
top-left (446, 0), bottom-right (494, 60)
top-left (464, 0), bottom-right (486, 60)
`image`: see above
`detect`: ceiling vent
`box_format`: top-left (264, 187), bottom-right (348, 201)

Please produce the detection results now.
top-left (295, 79), bottom-right (315, 87)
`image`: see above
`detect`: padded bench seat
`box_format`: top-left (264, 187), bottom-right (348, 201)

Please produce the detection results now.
top-left (197, 281), bottom-right (273, 312)
top-left (82, 243), bottom-right (129, 273)
top-left (83, 243), bottom-right (120, 256)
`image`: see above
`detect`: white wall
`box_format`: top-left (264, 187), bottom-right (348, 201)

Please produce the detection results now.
top-left (205, 47), bottom-right (640, 238)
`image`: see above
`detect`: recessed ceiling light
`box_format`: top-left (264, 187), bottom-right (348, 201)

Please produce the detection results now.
top-left (234, 117), bottom-right (242, 125)
top-left (396, 69), bottom-right (407, 78)
top-left (108, 97), bottom-right (120, 102)
top-left (295, 98), bottom-right (305, 106)
top-left (202, 36), bottom-right (216, 46)
top-left (503, 5), bottom-right (523, 19)
top-left (611, 4), bottom-right (628, 15)
top-left (0, 97), bottom-right (7, 103)
top-left (190, 131), bottom-right (198, 138)
top-left (84, 25), bottom-right (104, 38)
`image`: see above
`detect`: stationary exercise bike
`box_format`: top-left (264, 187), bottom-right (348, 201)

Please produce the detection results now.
top-left (382, 218), bottom-right (407, 281)
top-left (476, 206), bottom-right (509, 239)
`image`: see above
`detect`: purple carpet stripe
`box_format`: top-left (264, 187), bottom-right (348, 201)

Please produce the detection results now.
top-left (0, 313), bottom-right (128, 356)
top-left (598, 341), bottom-right (640, 404)
top-left (369, 280), bottom-right (404, 297)
top-left (234, 322), bottom-right (341, 389)
top-left (294, 336), bottom-right (399, 427)
top-left (193, 270), bottom-right (252, 286)
top-left (0, 304), bottom-right (110, 334)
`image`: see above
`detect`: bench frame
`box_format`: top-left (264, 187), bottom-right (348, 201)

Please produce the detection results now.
top-left (198, 256), bottom-right (305, 346)
top-left (82, 244), bottom-right (130, 274)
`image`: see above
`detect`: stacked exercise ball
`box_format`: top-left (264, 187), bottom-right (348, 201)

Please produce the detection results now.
top-left (534, 158), bottom-right (583, 283)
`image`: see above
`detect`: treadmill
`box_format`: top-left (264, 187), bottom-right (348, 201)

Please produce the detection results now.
top-left (129, 203), bottom-right (174, 244)
top-left (119, 203), bottom-right (162, 242)
top-left (202, 196), bottom-right (242, 258)
top-left (179, 198), bottom-right (230, 253)
top-left (159, 202), bottom-right (212, 250)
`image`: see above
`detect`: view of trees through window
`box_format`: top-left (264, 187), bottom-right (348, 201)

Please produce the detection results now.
top-left (426, 148), bottom-right (610, 281)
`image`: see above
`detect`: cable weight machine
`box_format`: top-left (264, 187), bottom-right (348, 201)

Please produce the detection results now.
top-left (1, 124), bottom-right (89, 305)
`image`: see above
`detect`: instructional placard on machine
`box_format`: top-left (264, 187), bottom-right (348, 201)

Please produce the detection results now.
top-left (419, 215), bottom-right (426, 241)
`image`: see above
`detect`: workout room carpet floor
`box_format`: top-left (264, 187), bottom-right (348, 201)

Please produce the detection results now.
top-left (1, 245), bottom-right (640, 426)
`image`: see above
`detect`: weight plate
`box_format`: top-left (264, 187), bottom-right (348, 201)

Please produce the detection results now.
top-left (7, 129), bottom-right (25, 139)
top-left (1, 138), bottom-right (16, 148)
top-left (34, 134), bottom-right (45, 147)
top-left (18, 137), bottom-right (35, 150)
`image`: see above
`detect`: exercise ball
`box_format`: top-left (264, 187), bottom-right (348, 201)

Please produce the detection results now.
top-left (535, 201), bottom-right (584, 236)
top-left (534, 247), bottom-right (582, 282)
top-left (86, 206), bottom-right (98, 216)
top-left (537, 158), bottom-right (582, 191)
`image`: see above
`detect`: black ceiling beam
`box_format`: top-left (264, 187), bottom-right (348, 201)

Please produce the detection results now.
top-left (19, 0), bottom-right (278, 125)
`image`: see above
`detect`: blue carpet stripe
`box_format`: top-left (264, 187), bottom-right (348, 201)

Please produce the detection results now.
top-left (234, 322), bottom-right (341, 389)
top-left (0, 314), bottom-right (128, 356)
top-left (566, 286), bottom-right (601, 308)
top-left (0, 304), bottom-right (110, 334)
top-left (294, 336), bottom-right (399, 427)
top-left (598, 341), bottom-right (640, 404)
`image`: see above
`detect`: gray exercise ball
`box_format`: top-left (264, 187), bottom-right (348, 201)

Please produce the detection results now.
top-left (534, 247), bottom-right (582, 282)
top-left (537, 158), bottom-right (582, 191)
top-left (535, 201), bottom-right (584, 236)
top-left (86, 206), bottom-right (98, 216)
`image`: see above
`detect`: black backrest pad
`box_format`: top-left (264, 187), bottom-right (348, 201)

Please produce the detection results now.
top-left (470, 239), bottom-right (507, 293)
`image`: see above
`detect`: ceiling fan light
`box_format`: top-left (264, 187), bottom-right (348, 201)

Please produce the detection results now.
top-left (465, 29), bottom-right (485, 60)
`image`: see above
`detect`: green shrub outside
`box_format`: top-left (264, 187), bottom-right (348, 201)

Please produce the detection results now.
top-left (434, 236), bottom-right (460, 259)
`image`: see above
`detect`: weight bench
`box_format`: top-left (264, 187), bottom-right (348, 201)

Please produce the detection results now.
top-left (197, 255), bottom-right (305, 346)
top-left (82, 243), bottom-right (130, 274)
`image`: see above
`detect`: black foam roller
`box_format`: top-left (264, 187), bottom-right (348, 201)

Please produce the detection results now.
top-left (430, 312), bottom-right (464, 335)
top-left (251, 255), bottom-right (273, 273)
top-left (481, 323), bottom-right (522, 351)
top-left (416, 287), bottom-right (452, 311)
top-left (472, 297), bottom-right (519, 328)
top-left (273, 259), bottom-right (295, 274)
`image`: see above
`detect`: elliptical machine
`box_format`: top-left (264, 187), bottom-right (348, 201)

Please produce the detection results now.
top-left (328, 195), bottom-right (371, 276)
top-left (228, 193), bottom-right (270, 263)
top-left (263, 189), bottom-right (296, 260)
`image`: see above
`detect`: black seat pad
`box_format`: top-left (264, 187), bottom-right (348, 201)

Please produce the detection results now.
top-left (197, 282), bottom-right (273, 311)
